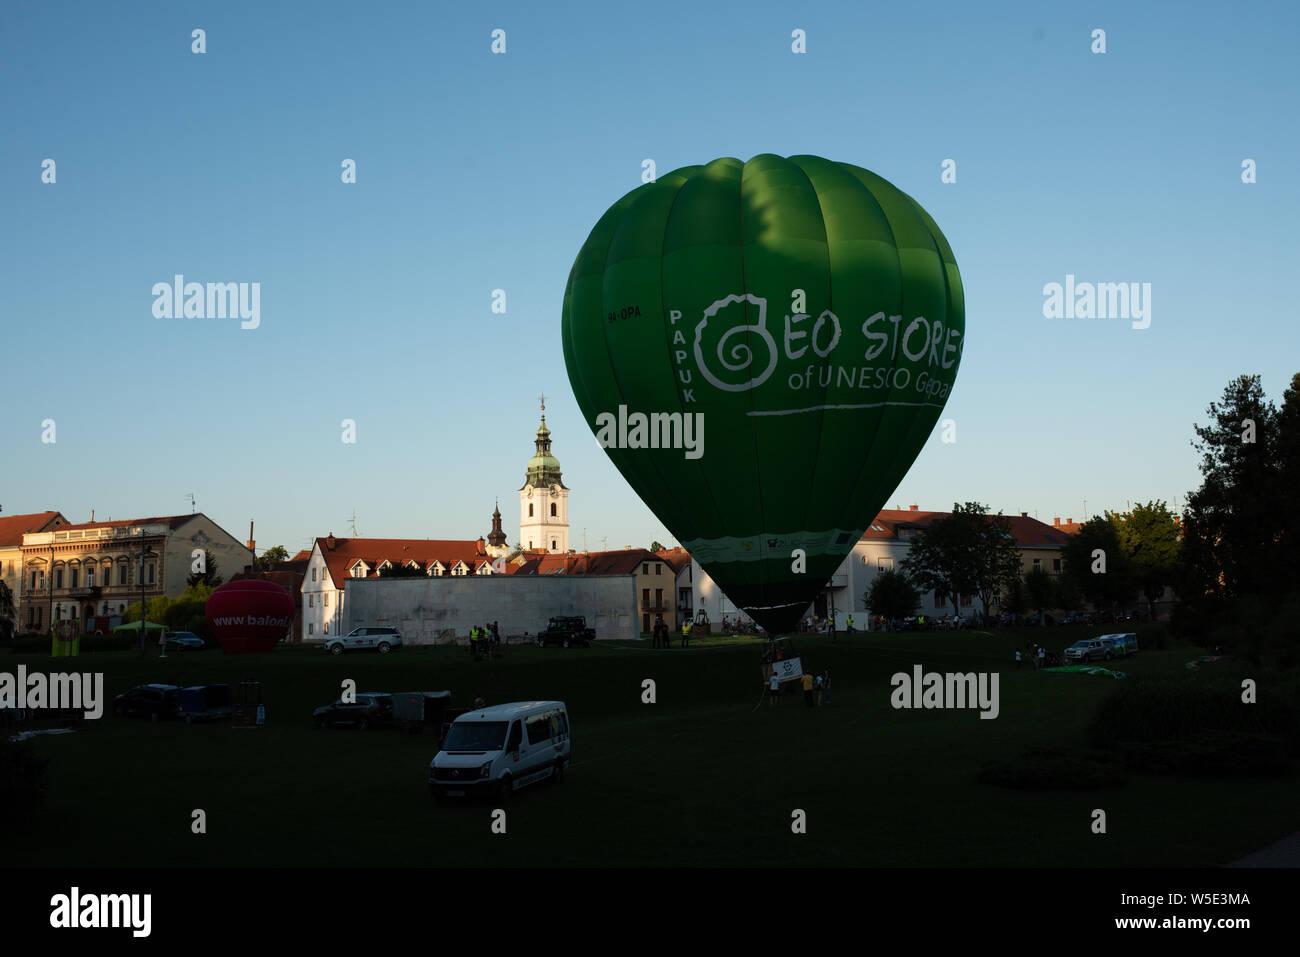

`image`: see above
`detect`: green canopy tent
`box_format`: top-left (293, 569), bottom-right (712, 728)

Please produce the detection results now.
top-left (113, 620), bottom-right (166, 635)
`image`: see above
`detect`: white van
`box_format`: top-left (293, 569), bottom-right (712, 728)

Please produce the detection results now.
top-left (428, 701), bottom-right (570, 801)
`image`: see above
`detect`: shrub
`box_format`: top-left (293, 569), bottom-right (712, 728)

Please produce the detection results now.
top-left (0, 737), bottom-right (49, 817)
top-left (79, 634), bottom-right (137, 654)
top-left (979, 747), bottom-right (1126, 790)
top-left (1119, 731), bottom-right (1290, 777)
top-left (7, 633), bottom-right (50, 655)
top-left (1087, 674), bottom-right (1300, 754)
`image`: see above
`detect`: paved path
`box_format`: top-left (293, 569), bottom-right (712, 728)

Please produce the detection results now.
top-left (1226, 831), bottom-right (1300, 867)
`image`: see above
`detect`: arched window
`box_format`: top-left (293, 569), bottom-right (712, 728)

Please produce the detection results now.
top-left (550, 503), bottom-right (556, 517)
top-left (529, 504), bottom-right (534, 517)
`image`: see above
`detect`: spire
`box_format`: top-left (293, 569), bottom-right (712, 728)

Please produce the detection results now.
top-left (487, 499), bottom-right (507, 547)
top-left (521, 393), bottom-right (566, 490)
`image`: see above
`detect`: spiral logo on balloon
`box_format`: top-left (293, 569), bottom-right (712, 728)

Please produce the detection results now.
top-left (692, 293), bottom-right (779, 393)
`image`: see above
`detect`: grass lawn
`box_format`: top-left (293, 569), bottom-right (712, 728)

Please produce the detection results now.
top-left (6, 625), bottom-right (1295, 867)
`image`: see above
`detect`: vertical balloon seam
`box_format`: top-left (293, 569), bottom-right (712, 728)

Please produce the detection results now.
top-left (631, 166), bottom-right (717, 545)
top-left (838, 164), bottom-right (909, 537)
top-left (652, 164), bottom-right (731, 553)
top-left (597, 179), bottom-right (684, 538)
top-left (735, 154), bottom-right (776, 620)
top-left (888, 194), bottom-right (959, 521)
top-left (565, 191), bottom-right (647, 524)
top-left (595, 172), bottom-right (699, 547)
top-left (785, 154), bottom-right (837, 566)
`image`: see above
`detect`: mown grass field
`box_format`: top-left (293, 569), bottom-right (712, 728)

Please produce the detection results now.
top-left (6, 626), bottom-right (1295, 867)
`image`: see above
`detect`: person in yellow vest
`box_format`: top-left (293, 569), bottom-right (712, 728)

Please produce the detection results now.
top-left (681, 619), bottom-right (691, 648)
top-left (802, 670), bottom-right (815, 707)
top-left (846, 614), bottom-right (854, 634)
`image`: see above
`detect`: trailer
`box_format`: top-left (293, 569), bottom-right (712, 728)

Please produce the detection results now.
top-left (178, 684), bottom-right (233, 724)
top-left (391, 691), bottom-right (453, 733)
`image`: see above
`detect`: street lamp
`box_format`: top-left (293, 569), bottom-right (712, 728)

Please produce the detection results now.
top-left (138, 535), bottom-right (156, 656)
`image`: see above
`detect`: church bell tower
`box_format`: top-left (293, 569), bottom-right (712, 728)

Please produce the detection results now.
top-left (519, 393), bottom-right (570, 553)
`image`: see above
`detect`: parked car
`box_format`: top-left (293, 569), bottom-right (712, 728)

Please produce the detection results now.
top-left (313, 693), bottom-right (394, 730)
top-left (164, 630), bottom-right (206, 651)
top-left (324, 626), bottom-right (402, 655)
top-left (392, 690), bottom-right (453, 733)
top-left (178, 684), bottom-right (232, 723)
top-left (114, 684), bottom-right (182, 720)
top-left (1098, 632), bottom-right (1139, 657)
top-left (1064, 639), bottom-right (1113, 663)
top-left (537, 616), bottom-right (595, 648)
top-left (429, 701), bottom-right (570, 801)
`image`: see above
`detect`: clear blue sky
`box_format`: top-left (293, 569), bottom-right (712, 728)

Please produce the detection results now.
top-left (3, 0), bottom-right (1297, 555)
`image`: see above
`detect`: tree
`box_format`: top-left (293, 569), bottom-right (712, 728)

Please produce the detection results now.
top-left (1052, 573), bottom-right (1084, 613)
top-left (649, 541), bottom-right (665, 553)
top-left (258, 545), bottom-right (290, 567)
top-left (1173, 372), bottom-right (1299, 656)
top-left (1000, 574), bottom-right (1027, 620)
top-left (902, 505), bottom-right (975, 619)
top-left (1113, 500), bottom-right (1181, 620)
top-left (1061, 516), bottom-right (1139, 614)
top-left (378, 562), bottom-right (427, 578)
top-left (0, 580), bottom-right (16, 642)
top-left (902, 502), bottom-right (1021, 621)
top-left (1182, 374), bottom-right (1282, 603)
top-left (864, 568), bottom-right (920, 624)
top-left (1024, 567), bottom-right (1055, 623)
top-left (187, 554), bottom-right (223, 588)
top-left (970, 510), bottom-right (1024, 622)
top-left (1276, 372), bottom-right (1300, 586)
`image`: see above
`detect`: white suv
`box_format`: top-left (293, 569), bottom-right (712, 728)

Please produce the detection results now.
top-left (325, 626), bottom-right (403, 655)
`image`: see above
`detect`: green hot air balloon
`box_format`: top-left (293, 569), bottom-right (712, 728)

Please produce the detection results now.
top-left (562, 155), bottom-right (964, 635)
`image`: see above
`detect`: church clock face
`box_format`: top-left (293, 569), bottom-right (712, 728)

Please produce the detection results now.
top-left (526, 487), bottom-right (533, 498)
top-left (550, 485), bottom-right (558, 496)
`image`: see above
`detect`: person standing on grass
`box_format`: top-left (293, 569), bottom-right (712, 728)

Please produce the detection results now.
top-left (814, 672), bottom-right (824, 706)
top-left (1015, 649), bottom-right (1022, 670)
top-left (823, 670), bottom-right (831, 703)
top-left (802, 670), bottom-right (814, 707)
top-left (769, 669), bottom-right (780, 707)
top-left (1037, 646), bottom-right (1045, 669)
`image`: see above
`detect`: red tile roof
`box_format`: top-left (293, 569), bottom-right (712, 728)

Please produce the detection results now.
top-left (0, 511), bottom-right (66, 547)
top-left (314, 537), bottom-right (493, 583)
top-left (654, 547), bottom-right (691, 573)
top-left (860, 509), bottom-right (1072, 547)
top-left (509, 548), bottom-right (655, 576)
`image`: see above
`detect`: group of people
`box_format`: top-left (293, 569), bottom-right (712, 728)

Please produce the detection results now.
top-left (767, 667), bottom-right (831, 707)
top-left (718, 615), bottom-right (755, 634)
top-left (469, 621), bottom-right (500, 660)
top-left (1014, 640), bottom-right (1056, 669)
top-left (650, 615), bottom-right (692, 648)
top-left (799, 615), bottom-right (856, 635)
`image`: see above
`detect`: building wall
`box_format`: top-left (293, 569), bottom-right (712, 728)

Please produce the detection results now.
top-left (162, 515), bottom-right (254, 595)
top-left (0, 546), bottom-right (23, 628)
top-left (340, 574), bottom-right (637, 643)
top-left (519, 486), bottom-right (569, 553)
top-left (301, 548), bottom-right (343, 639)
top-left (632, 556), bottom-right (678, 633)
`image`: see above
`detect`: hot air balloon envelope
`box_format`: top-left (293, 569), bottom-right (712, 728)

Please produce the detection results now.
top-left (205, 579), bottom-right (295, 654)
top-left (562, 155), bottom-right (964, 634)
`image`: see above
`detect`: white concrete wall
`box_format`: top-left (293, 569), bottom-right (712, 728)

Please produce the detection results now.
top-left (341, 574), bottom-right (637, 643)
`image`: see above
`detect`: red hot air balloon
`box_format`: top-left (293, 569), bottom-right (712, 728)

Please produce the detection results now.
top-left (205, 579), bottom-right (295, 654)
